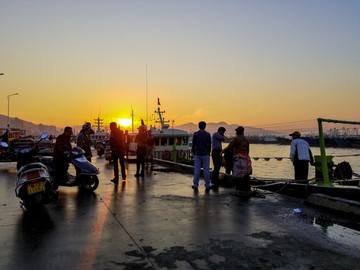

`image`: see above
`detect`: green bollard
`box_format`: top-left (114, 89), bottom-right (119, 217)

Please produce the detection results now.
top-left (172, 145), bottom-right (177, 162)
top-left (314, 155), bottom-right (334, 181)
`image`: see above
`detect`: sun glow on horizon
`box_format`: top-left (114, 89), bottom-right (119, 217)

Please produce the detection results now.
top-left (117, 118), bottom-right (132, 127)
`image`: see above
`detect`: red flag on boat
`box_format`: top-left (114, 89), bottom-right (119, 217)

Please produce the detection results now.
top-left (157, 98), bottom-right (161, 105)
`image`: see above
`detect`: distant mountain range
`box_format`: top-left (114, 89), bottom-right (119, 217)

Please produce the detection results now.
top-left (174, 122), bottom-right (285, 137)
top-left (0, 114), bottom-right (285, 137)
top-left (0, 114), bottom-right (59, 135)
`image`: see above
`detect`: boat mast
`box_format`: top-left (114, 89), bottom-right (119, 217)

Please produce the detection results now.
top-left (146, 63), bottom-right (148, 126)
top-left (93, 117), bottom-right (104, 132)
top-left (131, 105), bottom-right (134, 133)
top-left (155, 106), bottom-right (170, 129)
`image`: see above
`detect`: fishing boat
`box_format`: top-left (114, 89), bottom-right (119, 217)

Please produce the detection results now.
top-left (128, 104), bottom-right (191, 161)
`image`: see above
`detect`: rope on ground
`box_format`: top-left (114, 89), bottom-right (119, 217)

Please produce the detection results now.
top-left (265, 178), bottom-right (313, 193)
top-left (251, 188), bottom-right (266, 198)
top-left (332, 154), bottom-right (360, 158)
top-left (251, 176), bottom-right (300, 182)
top-left (98, 195), bottom-right (158, 270)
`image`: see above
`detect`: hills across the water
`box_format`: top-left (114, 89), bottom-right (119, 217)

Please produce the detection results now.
top-left (1, 114), bottom-right (285, 137)
top-left (174, 122), bottom-right (285, 137)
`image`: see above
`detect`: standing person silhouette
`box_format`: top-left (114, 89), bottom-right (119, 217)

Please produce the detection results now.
top-left (146, 129), bottom-right (155, 166)
top-left (124, 130), bottom-right (130, 158)
top-left (109, 122), bottom-right (126, 183)
top-left (135, 125), bottom-right (147, 177)
top-left (211, 127), bottom-right (226, 191)
top-left (223, 126), bottom-right (252, 195)
top-left (191, 121), bottom-right (212, 192)
top-left (289, 131), bottom-right (313, 181)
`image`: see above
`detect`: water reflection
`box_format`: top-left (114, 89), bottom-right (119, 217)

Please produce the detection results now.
top-left (220, 144), bottom-right (360, 179)
top-left (9, 207), bottom-right (55, 269)
top-left (313, 217), bottom-right (360, 247)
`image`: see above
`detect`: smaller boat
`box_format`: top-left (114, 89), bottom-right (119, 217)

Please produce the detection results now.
top-left (91, 131), bottom-right (109, 144)
top-left (90, 117), bottom-right (109, 146)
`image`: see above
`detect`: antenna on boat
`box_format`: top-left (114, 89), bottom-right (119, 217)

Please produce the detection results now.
top-left (146, 63), bottom-right (148, 127)
top-left (155, 104), bottom-right (170, 130)
top-left (93, 117), bottom-right (104, 132)
top-left (131, 105), bottom-right (134, 133)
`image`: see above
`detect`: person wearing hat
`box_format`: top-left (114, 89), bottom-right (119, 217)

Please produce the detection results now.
top-left (289, 131), bottom-right (313, 181)
top-left (110, 122), bottom-right (126, 182)
top-left (77, 123), bottom-right (93, 162)
top-left (85, 122), bottom-right (95, 135)
top-left (222, 126), bottom-right (252, 195)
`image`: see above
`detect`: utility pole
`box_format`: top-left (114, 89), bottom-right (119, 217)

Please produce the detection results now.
top-left (7, 93), bottom-right (19, 125)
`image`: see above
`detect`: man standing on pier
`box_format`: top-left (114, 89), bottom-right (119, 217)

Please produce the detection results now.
top-left (110, 122), bottom-right (126, 183)
top-left (124, 130), bottom-right (130, 158)
top-left (135, 125), bottom-right (147, 177)
top-left (211, 127), bottom-right (226, 191)
top-left (145, 129), bottom-right (155, 167)
top-left (289, 131), bottom-right (313, 181)
top-left (191, 121), bottom-right (212, 192)
top-left (223, 126), bottom-right (252, 195)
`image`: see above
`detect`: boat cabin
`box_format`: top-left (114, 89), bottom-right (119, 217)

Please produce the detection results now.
top-left (128, 128), bottom-right (191, 160)
top-left (90, 132), bottom-right (109, 144)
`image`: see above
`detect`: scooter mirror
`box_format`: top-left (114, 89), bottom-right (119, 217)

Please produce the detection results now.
top-left (41, 132), bottom-right (49, 139)
top-left (1, 142), bottom-right (9, 148)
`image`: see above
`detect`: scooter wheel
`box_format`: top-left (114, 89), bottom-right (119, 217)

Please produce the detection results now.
top-left (79, 175), bottom-right (99, 192)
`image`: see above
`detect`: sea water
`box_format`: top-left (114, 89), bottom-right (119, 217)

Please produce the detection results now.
top-left (220, 143), bottom-right (360, 180)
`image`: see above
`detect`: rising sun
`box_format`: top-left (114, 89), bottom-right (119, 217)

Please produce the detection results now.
top-left (117, 118), bottom-right (132, 127)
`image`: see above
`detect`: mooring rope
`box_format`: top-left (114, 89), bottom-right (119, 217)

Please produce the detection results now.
top-left (251, 153), bottom-right (360, 161)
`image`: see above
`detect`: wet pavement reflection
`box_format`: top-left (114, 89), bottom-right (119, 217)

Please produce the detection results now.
top-left (1, 155), bottom-right (360, 269)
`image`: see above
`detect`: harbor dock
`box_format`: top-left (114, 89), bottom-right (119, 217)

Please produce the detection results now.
top-left (1, 156), bottom-right (360, 270)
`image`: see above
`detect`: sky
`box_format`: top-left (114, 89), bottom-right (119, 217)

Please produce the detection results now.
top-left (1, 0), bottom-right (360, 132)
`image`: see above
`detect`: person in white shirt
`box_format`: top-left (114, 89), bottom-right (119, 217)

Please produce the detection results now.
top-left (289, 131), bottom-right (313, 181)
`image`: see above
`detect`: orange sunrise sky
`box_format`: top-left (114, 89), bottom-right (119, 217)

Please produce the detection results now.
top-left (1, 1), bottom-right (360, 132)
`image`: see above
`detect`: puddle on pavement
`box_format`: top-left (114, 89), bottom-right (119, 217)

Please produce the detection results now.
top-left (312, 217), bottom-right (360, 247)
top-left (293, 210), bottom-right (360, 247)
top-left (151, 167), bottom-right (173, 172)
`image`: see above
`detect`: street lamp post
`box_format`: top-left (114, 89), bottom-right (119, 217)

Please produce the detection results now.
top-left (7, 93), bottom-right (19, 125)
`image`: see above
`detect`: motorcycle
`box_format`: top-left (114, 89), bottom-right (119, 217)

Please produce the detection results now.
top-left (39, 146), bottom-right (100, 192)
top-left (95, 141), bottom-right (105, 157)
top-left (0, 141), bottom-right (17, 163)
top-left (104, 140), bottom-right (113, 163)
top-left (15, 133), bottom-right (57, 210)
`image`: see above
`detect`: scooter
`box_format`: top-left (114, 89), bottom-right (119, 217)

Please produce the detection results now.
top-left (39, 146), bottom-right (100, 192)
top-left (15, 133), bottom-right (57, 210)
top-left (0, 141), bottom-right (17, 163)
top-left (95, 141), bottom-right (105, 157)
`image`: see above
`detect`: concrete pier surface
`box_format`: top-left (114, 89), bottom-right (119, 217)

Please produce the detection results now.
top-left (1, 156), bottom-right (360, 270)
